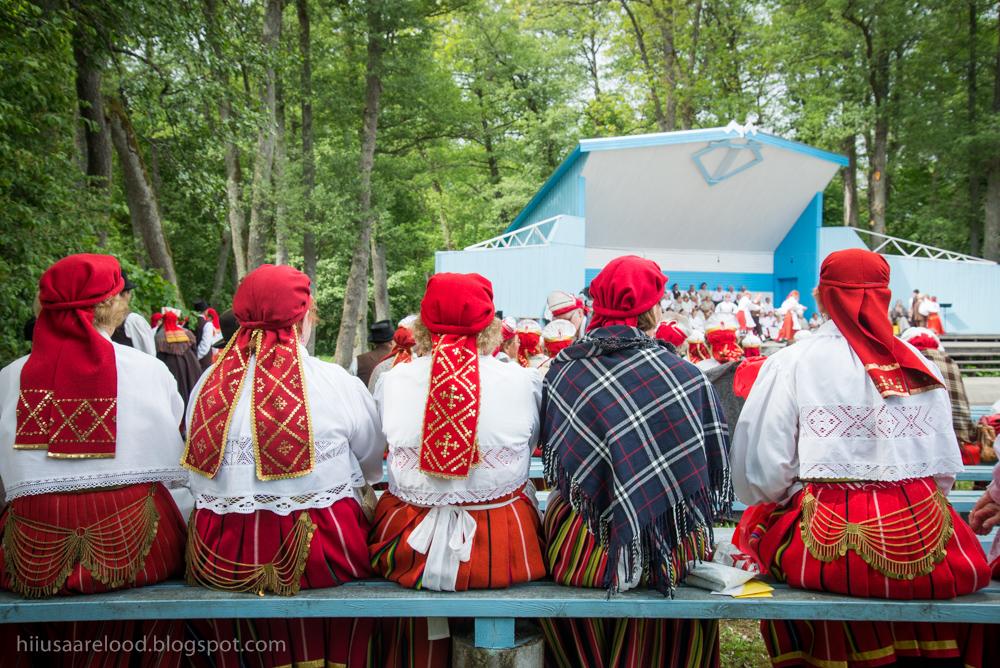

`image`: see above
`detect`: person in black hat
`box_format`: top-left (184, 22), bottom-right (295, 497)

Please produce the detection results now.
top-left (212, 309), bottom-right (239, 351)
top-left (354, 319), bottom-right (394, 386)
top-left (111, 270), bottom-right (156, 355)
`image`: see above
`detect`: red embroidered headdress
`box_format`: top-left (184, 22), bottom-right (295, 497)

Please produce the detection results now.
top-left (655, 320), bottom-right (687, 348)
top-left (184, 264), bottom-right (314, 480)
top-left (818, 249), bottom-right (942, 398)
top-left (203, 307), bottom-right (221, 329)
top-left (16, 254), bottom-right (125, 458)
top-left (419, 273), bottom-right (495, 478)
top-left (516, 319), bottom-right (542, 368)
top-left (706, 327), bottom-right (744, 363)
top-left (587, 255), bottom-right (666, 331)
top-left (161, 309), bottom-right (189, 344)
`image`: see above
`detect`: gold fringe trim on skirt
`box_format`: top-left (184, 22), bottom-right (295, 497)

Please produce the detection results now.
top-left (800, 486), bottom-right (952, 580)
top-left (185, 511), bottom-right (316, 596)
top-left (2, 486), bottom-right (161, 598)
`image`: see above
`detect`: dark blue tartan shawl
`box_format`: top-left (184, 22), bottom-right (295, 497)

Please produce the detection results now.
top-left (542, 326), bottom-right (733, 595)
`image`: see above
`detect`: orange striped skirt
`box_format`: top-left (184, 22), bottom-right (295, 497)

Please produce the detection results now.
top-left (369, 487), bottom-right (546, 590)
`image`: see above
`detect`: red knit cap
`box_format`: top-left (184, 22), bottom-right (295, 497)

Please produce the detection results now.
top-left (420, 273), bottom-right (495, 335)
top-left (588, 256), bottom-right (666, 330)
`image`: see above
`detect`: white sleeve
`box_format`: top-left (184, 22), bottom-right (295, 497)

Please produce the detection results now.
top-left (125, 313), bottom-right (157, 356)
top-left (730, 356), bottom-right (801, 505)
top-left (528, 370), bottom-right (543, 447)
top-left (196, 323), bottom-right (215, 359)
top-left (349, 376), bottom-right (386, 485)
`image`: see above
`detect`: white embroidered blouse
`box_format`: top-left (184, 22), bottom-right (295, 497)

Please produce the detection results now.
top-left (375, 355), bottom-right (542, 506)
top-left (731, 320), bottom-right (961, 506)
top-left (0, 337), bottom-right (188, 501)
top-left (185, 345), bottom-right (385, 516)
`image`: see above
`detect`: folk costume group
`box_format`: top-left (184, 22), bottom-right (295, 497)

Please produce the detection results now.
top-left (0, 249), bottom-right (996, 668)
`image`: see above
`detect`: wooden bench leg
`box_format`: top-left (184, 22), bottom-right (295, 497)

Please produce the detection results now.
top-left (473, 617), bottom-right (515, 649)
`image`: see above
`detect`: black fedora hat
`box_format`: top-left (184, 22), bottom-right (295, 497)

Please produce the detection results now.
top-left (369, 319), bottom-right (394, 344)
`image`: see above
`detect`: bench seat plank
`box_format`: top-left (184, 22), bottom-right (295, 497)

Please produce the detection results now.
top-left (0, 580), bottom-right (997, 625)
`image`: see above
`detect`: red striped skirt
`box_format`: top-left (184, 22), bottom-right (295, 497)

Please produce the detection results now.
top-left (0, 482), bottom-right (187, 668)
top-left (737, 477), bottom-right (991, 667)
top-left (541, 491), bottom-right (720, 668)
top-left (368, 487), bottom-right (545, 668)
top-left (184, 497), bottom-right (374, 667)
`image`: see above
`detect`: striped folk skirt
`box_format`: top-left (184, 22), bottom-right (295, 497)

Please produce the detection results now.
top-left (737, 477), bottom-right (992, 668)
top-left (0, 482), bottom-right (187, 667)
top-left (184, 496), bottom-right (375, 667)
top-left (369, 486), bottom-right (546, 668)
top-left (541, 491), bottom-right (720, 668)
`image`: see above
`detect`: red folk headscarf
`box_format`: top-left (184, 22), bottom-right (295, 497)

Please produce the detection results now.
top-left (516, 319), bottom-right (542, 368)
top-left (706, 327), bottom-right (744, 363)
top-left (587, 255), bottom-right (666, 330)
top-left (203, 307), bottom-right (221, 329)
top-left (162, 310), bottom-right (189, 344)
top-left (818, 249), bottom-right (942, 398)
top-left (655, 320), bottom-right (687, 347)
top-left (419, 273), bottom-right (494, 479)
top-left (16, 254), bottom-right (124, 458)
top-left (184, 265), bottom-right (313, 480)
top-left (150, 312), bottom-right (163, 329)
top-left (383, 326), bottom-right (416, 367)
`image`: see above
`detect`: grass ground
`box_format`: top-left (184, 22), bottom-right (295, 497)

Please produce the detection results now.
top-left (720, 619), bottom-right (771, 667)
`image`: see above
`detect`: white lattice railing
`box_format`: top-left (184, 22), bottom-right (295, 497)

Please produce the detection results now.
top-left (853, 228), bottom-right (995, 265)
top-left (464, 216), bottom-right (561, 250)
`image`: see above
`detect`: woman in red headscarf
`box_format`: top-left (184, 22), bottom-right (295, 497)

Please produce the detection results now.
top-left (370, 273), bottom-right (546, 667)
top-left (0, 254), bottom-right (189, 664)
top-left (183, 264), bottom-right (385, 667)
top-left (731, 249), bottom-right (991, 667)
top-left (154, 307), bottom-right (203, 411)
top-left (540, 255), bottom-right (731, 668)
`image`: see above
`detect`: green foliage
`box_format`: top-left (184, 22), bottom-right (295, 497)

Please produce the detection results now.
top-left (2, 0), bottom-right (999, 364)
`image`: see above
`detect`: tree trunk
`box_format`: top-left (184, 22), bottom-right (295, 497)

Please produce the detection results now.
top-left (982, 4), bottom-right (1000, 261)
top-left (210, 229), bottom-right (232, 304)
top-left (619, 0), bottom-right (669, 131)
top-left (274, 80), bottom-right (289, 265)
top-left (968, 0), bottom-right (982, 255)
top-left (246, 0), bottom-right (282, 270)
top-left (842, 136), bottom-right (859, 227)
top-left (354, 289), bottom-right (369, 359)
top-left (72, 24), bottom-right (112, 189)
top-left (204, 0), bottom-right (248, 279)
top-left (869, 110), bottom-right (889, 234)
top-left (297, 0), bottom-right (318, 284)
top-left (333, 4), bottom-right (383, 367)
top-left (372, 234), bottom-right (390, 322)
top-left (107, 100), bottom-right (181, 298)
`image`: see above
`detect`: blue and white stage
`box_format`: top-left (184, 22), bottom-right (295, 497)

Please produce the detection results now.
top-left (435, 126), bottom-right (1000, 333)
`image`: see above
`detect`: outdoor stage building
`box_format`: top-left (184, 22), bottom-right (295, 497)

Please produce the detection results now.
top-left (435, 126), bottom-right (1000, 333)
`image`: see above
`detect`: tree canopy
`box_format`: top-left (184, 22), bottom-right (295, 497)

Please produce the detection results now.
top-left (2, 0), bottom-right (998, 365)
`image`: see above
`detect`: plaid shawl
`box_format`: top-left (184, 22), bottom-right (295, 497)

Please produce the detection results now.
top-left (542, 325), bottom-right (732, 595)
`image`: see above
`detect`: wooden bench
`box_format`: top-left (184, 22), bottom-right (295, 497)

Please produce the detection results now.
top-left (0, 579), bottom-right (997, 649)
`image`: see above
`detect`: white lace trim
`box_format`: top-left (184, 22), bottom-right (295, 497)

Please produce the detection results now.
top-left (219, 437), bottom-right (348, 467)
top-left (387, 443), bottom-right (530, 506)
top-left (194, 482), bottom-right (355, 516)
top-left (3, 468), bottom-right (187, 501)
top-left (800, 404), bottom-right (943, 440)
top-left (389, 477), bottom-right (526, 506)
top-left (390, 444), bottom-right (524, 471)
top-left (799, 457), bottom-right (960, 482)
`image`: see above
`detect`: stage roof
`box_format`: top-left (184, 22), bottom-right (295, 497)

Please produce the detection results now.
top-left (508, 126), bottom-right (847, 254)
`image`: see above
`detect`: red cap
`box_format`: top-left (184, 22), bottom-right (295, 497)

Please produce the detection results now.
top-left (588, 256), bottom-right (666, 330)
top-left (655, 320), bottom-right (687, 347)
top-left (234, 264), bottom-right (312, 331)
top-left (420, 273), bottom-right (495, 336)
